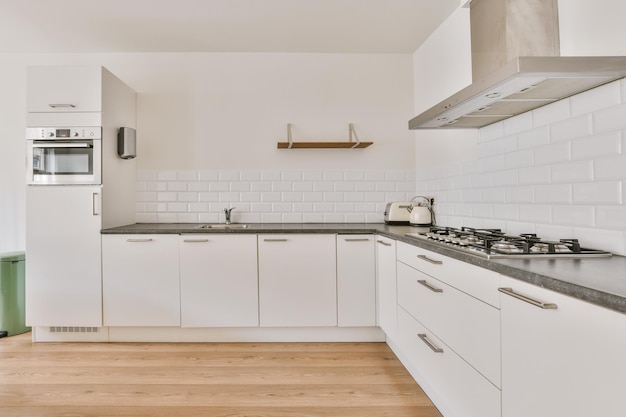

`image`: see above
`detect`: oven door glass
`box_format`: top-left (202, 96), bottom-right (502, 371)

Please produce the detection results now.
top-left (29, 140), bottom-right (101, 184)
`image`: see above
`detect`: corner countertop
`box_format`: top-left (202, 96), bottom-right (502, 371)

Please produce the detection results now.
top-left (102, 222), bottom-right (626, 314)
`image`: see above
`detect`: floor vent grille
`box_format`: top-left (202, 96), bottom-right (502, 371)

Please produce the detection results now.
top-left (49, 326), bottom-right (100, 333)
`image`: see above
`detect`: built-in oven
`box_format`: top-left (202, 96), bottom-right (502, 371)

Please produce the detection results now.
top-left (26, 127), bottom-right (101, 185)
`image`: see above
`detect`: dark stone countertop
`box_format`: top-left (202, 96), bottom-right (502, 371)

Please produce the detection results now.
top-left (102, 222), bottom-right (626, 314)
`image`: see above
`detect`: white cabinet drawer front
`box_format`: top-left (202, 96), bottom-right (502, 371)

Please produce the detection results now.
top-left (397, 307), bottom-right (501, 417)
top-left (397, 241), bottom-right (500, 308)
top-left (397, 262), bottom-right (501, 387)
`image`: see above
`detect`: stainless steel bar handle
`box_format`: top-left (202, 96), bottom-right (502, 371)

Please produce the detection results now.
top-left (417, 254), bottom-right (443, 265)
top-left (498, 287), bottom-right (558, 310)
top-left (92, 193), bottom-right (99, 216)
top-left (417, 279), bottom-right (443, 293)
top-left (126, 238), bottom-right (154, 243)
top-left (418, 334), bottom-right (444, 353)
top-left (376, 240), bottom-right (392, 246)
top-left (344, 238), bottom-right (370, 242)
top-left (183, 239), bottom-right (210, 243)
top-left (264, 238), bottom-right (288, 242)
top-left (48, 103), bottom-right (76, 108)
top-left (33, 143), bottom-right (91, 148)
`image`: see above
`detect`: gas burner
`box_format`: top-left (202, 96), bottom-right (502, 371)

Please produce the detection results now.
top-left (404, 226), bottom-right (612, 259)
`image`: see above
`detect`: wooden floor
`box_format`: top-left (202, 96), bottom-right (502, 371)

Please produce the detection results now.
top-left (0, 332), bottom-right (442, 417)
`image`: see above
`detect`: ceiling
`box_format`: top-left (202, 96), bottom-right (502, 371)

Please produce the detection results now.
top-left (0, 0), bottom-right (460, 54)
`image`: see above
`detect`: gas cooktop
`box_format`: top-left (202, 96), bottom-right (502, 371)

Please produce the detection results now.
top-left (405, 226), bottom-right (612, 259)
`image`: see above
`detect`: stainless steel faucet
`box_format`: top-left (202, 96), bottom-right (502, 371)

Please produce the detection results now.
top-left (224, 207), bottom-right (236, 224)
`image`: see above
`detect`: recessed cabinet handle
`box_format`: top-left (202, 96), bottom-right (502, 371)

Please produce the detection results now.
top-left (498, 287), bottom-right (558, 310)
top-left (418, 334), bottom-right (444, 353)
top-left (48, 103), bottom-right (76, 108)
top-left (92, 192), bottom-right (100, 216)
top-left (344, 238), bottom-right (370, 242)
top-left (376, 240), bottom-right (392, 246)
top-left (264, 238), bottom-right (288, 242)
top-left (417, 279), bottom-right (443, 293)
top-left (126, 238), bottom-right (153, 243)
top-left (183, 239), bottom-right (209, 243)
top-left (417, 254), bottom-right (443, 265)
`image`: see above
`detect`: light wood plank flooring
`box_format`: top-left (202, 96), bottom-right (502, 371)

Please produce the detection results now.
top-left (0, 332), bottom-right (442, 417)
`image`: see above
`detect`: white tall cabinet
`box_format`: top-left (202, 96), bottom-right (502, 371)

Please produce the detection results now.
top-left (25, 66), bottom-right (136, 328)
top-left (25, 186), bottom-right (102, 326)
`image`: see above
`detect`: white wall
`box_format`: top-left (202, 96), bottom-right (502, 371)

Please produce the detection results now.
top-left (558, 0), bottom-right (626, 56)
top-left (0, 52), bottom-right (416, 250)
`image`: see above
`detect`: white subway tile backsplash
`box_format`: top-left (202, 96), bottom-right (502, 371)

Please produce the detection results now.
top-left (302, 171), bottom-right (324, 181)
top-left (552, 205), bottom-right (594, 227)
top-left (571, 81), bottom-right (621, 116)
top-left (532, 99), bottom-right (570, 127)
top-left (157, 192), bottom-right (177, 202)
top-left (519, 204), bottom-right (551, 223)
top-left (282, 171), bottom-right (303, 181)
top-left (137, 170), bottom-right (157, 181)
top-left (240, 171), bottom-right (261, 181)
top-left (572, 181), bottom-right (621, 204)
top-left (533, 142), bottom-right (570, 166)
top-left (594, 102), bottom-right (626, 133)
top-left (493, 204), bottom-right (518, 220)
top-left (481, 187), bottom-right (506, 203)
top-left (571, 132), bottom-right (621, 160)
top-left (385, 171), bottom-right (407, 181)
top-left (551, 160), bottom-right (593, 183)
top-left (230, 182), bottom-right (251, 192)
top-left (177, 192), bottom-right (198, 202)
top-left (550, 114), bottom-right (592, 142)
top-left (479, 121), bottom-right (504, 142)
top-left (282, 192), bottom-right (303, 202)
top-left (198, 192), bottom-right (219, 202)
top-left (518, 126), bottom-right (550, 149)
top-left (209, 182), bottom-right (229, 192)
top-left (272, 182), bottom-right (292, 192)
top-left (595, 206), bottom-right (626, 230)
top-left (505, 186), bottom-right (534, 203)
top-left (534, 184), bottom-right (571, 204)
top-left (334, 182), bottom-right (355, 192)
top-left (573, 227), bottom-right (625, 255)
top-left (504, 112), bottom-right (533, 136)
top-left (504, 149), bottom-right (534, 168)
top-left (492, 169), bottom-right (519, 186)
top-left (324, 171), bottom-right (344, 181)
top-left (177, 171), bottom-right (198, 181)
top-left (594, 155), bottom-right (626, 180)
top-left (199, 171), bottom-right (219, 181)
top-left (261, 171), bottom-right (282, 181)
top-left (157, 171), bottom-right (177, 181)
top-left (518, 166), bottom-right (550, 185)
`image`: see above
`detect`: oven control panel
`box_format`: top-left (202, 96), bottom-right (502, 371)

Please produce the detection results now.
top-left (26, 127), bottom-right (102, 140)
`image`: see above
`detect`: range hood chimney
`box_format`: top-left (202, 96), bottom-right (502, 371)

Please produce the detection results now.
top-left (409, 0), bottom-right (626, 129)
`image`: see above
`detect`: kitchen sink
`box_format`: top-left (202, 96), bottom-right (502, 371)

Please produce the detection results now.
top-left (197, 224), bottom-right (250, 229)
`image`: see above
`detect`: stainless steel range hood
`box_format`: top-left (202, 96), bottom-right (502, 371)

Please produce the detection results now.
top-left (409, 0), bottom-right (626, 129)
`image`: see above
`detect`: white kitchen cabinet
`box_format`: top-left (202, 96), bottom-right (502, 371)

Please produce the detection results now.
top-left (395, 241), bottom-right (501, 417)
top-left (27, 66), bottom-right (103, 113)
top-left (258, 234), bottom-right (337, 327)
top-left (375, 235), bottom-right (397, 339)
top-left (397, 307), bottom-right (501, 417)
top-left (336, 234), bottom-right (376, 327)
top-left (25, 185), bottom-right (103, 327)
top-left (500, 275), bottom-right (626, 417)
top-left (102, 234), bottom-right (180, 327)
top-left (179, 234), bottom-right (258, 327)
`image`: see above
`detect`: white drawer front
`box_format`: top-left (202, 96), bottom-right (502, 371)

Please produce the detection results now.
top-left (397, 262), bottom-right (501, 387)
top-left (397, 241), bottom-right (500, 308)
top-left (397, 307), bottom-right (501, 417)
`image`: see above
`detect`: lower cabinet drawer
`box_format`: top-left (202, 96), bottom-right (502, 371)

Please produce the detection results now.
top-left (397, 262), bottom-right (501, 387)
top-left (397, 307), bottom-right (501, 417)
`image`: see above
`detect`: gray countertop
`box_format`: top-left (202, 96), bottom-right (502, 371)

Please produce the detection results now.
top-left (102, 222), bottom-right (626, 314)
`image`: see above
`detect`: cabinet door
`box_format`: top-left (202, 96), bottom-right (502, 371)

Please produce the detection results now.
top-left (258, 234), bottom-right (336, 327)
top-left (376, 236), bottom-right (397, 338)
top-left (102, 235), bottom-right (180, 326)
top-left (500, 276), bottom-right (626, 417)
top-left (25, 186), bottom-right (102, 326)
top-left (336, 234), bottom-right (376, 327)
top-left (180, 234), bottom-right (258, 327)
top-left (27, 66), bottom-right (102, 113)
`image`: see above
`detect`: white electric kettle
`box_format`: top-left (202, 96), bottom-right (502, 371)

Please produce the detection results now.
top-left (408, 196), bottom-right (433, 226)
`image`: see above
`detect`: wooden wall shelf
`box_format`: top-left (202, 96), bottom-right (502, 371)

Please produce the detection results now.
top-left (277, 124), bottom-right (373, 149)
